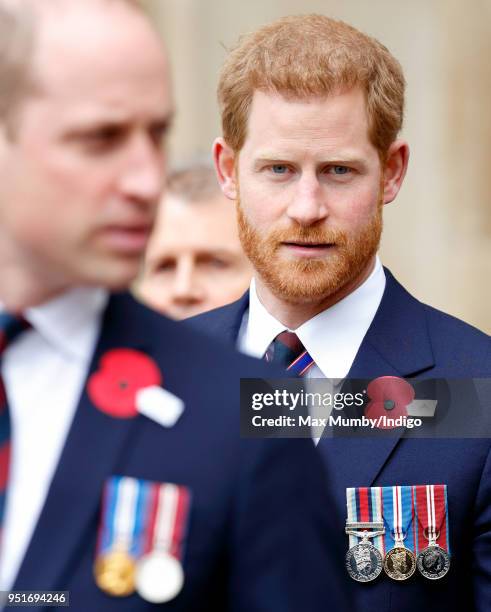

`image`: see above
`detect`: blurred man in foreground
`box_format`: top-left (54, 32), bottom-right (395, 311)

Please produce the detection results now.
top-left (137, 162), bottom-right (252, 318)
top-left (0, 3), bottom-right (336, 610)
top-left (189, 14), bottom-right (491, 611)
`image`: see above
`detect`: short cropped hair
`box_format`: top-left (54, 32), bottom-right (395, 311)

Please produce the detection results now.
top-left (0, 0), bottom-right (144, 132)
top-left (217, 14), bottom-right (405, 159)
top-left (167, 160), bottom-right (222, 203)
top-left (0, 2), bottom-right (35, 127)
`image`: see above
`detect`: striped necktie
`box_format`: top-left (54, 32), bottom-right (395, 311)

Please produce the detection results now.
top-left (0, 313), bottom-right (30, 524)
top-left (264, 330), bottom-right (315, 376)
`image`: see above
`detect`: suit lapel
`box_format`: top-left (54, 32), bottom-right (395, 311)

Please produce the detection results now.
top-left (318, 269), bottom-right (436, 487)
top-left (13, 293), bottom-right (151, 594)
top-left (353, 269), bottom-right (435, 379)
top-left (214, 292), bottom-right (249, 345)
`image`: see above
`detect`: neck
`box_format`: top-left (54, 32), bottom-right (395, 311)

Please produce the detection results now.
top-left (255, 257), bottom-right (376, 329)
top-left (0, 261), bottom-right (69, 312)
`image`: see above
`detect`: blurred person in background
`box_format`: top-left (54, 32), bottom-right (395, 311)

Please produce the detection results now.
top-left (189, 14), bottom-right (491, 612)
top-left (0, 2), bottom-right (339, 610)
top-left (137, 161), bottom-right (252, 318)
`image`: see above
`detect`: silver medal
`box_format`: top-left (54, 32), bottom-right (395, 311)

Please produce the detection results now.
top-left (417, 544), bottom-right (451, 580)
top-left (135, 551), bottom-right (184, 603)
top-left (345, 541), bottom-right (383, 582)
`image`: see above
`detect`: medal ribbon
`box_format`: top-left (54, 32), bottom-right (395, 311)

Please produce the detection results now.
top-left (382, 485), bottom-right (416, 553)
top-left (346, 487), bottom-right (385, 554)
top-left (97, 477), bottom-right (191, 562)
top-left (414, 484), bottom-right (450, 554)
top-left (143, 482), bottom-right (191, 561)
top-left (97, 476), bottom-right (141, 558)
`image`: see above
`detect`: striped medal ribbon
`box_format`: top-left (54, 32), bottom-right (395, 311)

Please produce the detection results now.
top-left (94, 477), bottom-right (191, 602)
top-left (414, 484), bottom-right (451, 579)
top-left (94, 477), bottom-right (140, 596)
top-left (382, 485), bottom-right (417, 580)
top-left (135, 482), bottom-right (191, 603)
top-left (345, 487), bottom-right (385, 582)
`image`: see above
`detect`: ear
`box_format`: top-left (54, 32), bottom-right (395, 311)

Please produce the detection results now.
top-left (382, 139), bottom-right (410, 205)
top-left (213, 137), bottom-right (238, 200)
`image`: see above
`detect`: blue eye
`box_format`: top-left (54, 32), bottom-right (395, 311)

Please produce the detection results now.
top-left (271, 165), bottom-right (288, 174)
top-left (332, 166), bottom-right (350, 175)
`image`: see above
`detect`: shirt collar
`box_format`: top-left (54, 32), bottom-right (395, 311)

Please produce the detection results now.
top-left (22, 288), bottom-right (108, 362)
top-left (240, 256), bottom-right (386, 377)
top-left (239, 277), bottom-right (287, 359)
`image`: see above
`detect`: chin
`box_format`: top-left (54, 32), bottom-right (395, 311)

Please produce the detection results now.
top-left (269, 283), bottom-right (337, 306)
top-left (82, 262), bottom-right (141, 292)
top-left (261, 265), bottom-right (341, 304)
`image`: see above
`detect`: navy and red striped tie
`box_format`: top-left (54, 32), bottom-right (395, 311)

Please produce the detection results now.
top-left (264, 331), bottom-right (315, 376)
top-left (0, 313), bottom-right (30, 524)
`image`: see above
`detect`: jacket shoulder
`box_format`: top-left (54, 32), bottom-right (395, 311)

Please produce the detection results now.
top-left (184, 295), bottom-right (247, 347)
top-left (422, 302), bottom-right (491, 373)
top-left (186, 301), bottom-right (237, 328)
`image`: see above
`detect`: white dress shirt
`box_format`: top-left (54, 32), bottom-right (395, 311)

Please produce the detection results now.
top-left (0, 288), bottom-right (107, 589)
top-left (239, 258), bottom-right (386, 441)
top-left (239, 256), bottom-right (386, 378)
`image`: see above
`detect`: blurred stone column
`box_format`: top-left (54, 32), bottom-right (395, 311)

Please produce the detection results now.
top-left (146, 0), bottom-right (216, 158)
top-left (440, 0), bottom-right (491, 331)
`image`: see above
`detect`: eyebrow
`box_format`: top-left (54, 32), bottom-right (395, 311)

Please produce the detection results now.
top-left (62, 112), bottom-right (174, 140)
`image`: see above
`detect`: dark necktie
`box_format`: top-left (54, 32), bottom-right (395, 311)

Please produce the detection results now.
top-left (0, 313), bottom-right (30, 524)
top-left (264, 330), bottom-right (315, 376)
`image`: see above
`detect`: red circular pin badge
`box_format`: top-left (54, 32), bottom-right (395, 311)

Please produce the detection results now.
top-left (365, 376), bottom-right (415, 429)
top-left (88, 349), bottom-right (162, 418)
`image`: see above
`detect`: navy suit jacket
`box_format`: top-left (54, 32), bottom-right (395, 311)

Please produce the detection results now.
top-left (187, 269), bottom-right (491, 612)
top-left (11, 292), bottom-right (339, 611)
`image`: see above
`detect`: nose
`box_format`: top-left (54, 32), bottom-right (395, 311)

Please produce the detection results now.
top-left (170, 257), bottom-right (205, 307)
top-left (119, 134), bottom-right (166, 208)
top-left (286, 171), bottom-right (328, 226)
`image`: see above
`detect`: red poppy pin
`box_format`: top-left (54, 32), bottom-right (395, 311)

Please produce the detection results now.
top-left (88, 349), bottom-right (162, 419)
top-left (364, 376), bottom-right (415, 429)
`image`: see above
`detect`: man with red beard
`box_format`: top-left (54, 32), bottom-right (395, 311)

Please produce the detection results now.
top-left (188, 15), bottom-right (491, 612)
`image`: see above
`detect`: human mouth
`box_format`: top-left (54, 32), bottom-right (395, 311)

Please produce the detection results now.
top-left (99, 224), bottom-right (153, 253)
top-left (280, 242), bottom-right (335, 257)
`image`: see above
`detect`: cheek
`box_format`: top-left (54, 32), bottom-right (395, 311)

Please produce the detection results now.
top-left (239, 181), bottom-right (285, 227)
top-left (330, 183), bottom-right (381, 225)
top-left (41, 151), bottom-right (111, 202)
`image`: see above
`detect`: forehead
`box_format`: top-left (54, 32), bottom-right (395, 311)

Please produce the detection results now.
top-left (242, 88), bottom-right (373, 158)
top-left (27, 1), bottom-right (171, 121)
top-left (148, 194), bottom-right (241, 254)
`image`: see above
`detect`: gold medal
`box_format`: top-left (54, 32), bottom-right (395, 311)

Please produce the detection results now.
top-left (383, 545), bottom-right (416, 581)
top-left (94, 550), bottom-right (136, 597)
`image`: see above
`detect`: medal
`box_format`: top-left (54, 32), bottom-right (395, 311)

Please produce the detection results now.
top-left (384, 545), bottom-right (416, 581)
top-left (135, 482), bottom-right (191, 603)
top-left (382, 486), bottom-right (416, 580)
top-left (94, 477), bottom-right (140, 596)
top-left (345, 533), bottom-right (384, 582)
top-left (414, 484), bottom-right (451, 579)
top-left (94, 477), bottom-right (191, 600)
top-left (136, 551), bottom-right (184, 603)
top-left (94, 550), bottom-right (136, 597)
top-left (345, 487), bottom-right (385, 582)
top-left (417, 544), bottom-right (450, 579)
